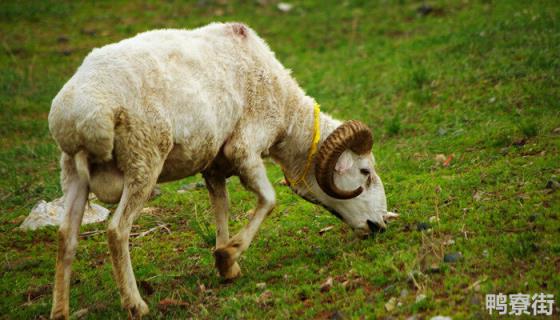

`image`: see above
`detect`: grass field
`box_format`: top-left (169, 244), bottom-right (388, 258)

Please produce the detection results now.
top-left (1, 0), bottom-right (559, 319)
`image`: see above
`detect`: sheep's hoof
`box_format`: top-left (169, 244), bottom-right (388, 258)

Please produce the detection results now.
top-left (214, 247), bottom-right (241, 280)
top-left (50, 306), bottom-right (69, 320)
top-left (50, 312), bottom-right (68, 320)
top-left (222, 262), bottom-right (241, 281)
top-left (127, 300), bottom-right (149, 319)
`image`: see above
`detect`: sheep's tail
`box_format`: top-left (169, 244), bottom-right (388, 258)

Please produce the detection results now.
top-left (74, 150), bottom-right (90, 183)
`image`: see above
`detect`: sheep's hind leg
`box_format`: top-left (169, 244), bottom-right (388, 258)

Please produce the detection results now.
top-left (214, 158), bottom-right (275, 280)
top-left (107, 158), bottom-right (163, 318)
top-left (203, 174), bottom-right (240, 279)
top-left (51, 154), bottom-right (89, 320)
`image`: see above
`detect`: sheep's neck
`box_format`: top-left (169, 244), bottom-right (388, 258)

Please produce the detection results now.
top-left (270, 100), bottom-right (339, 187)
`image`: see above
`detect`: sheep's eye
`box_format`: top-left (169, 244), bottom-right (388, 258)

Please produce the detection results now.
top-left (360, 168), bottom-right (370, 176)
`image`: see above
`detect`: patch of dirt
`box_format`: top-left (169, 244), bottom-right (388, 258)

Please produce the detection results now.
top-left (24, 283), bottom-right (52, 302)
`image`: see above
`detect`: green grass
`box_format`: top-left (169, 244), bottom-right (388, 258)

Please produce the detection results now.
top-left (1, 0), bottom-right (559, 319)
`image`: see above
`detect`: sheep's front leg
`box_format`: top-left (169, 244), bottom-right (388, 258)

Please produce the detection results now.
top-left (204, 174), bottom-right (241, 279)
top-left (214, 159), bottom-right (275, 279)
top-left (51, 154), bottom-right (89, 320)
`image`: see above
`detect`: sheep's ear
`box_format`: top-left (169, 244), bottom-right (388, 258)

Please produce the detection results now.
top-left (335, 151), bottom-right (354, 173)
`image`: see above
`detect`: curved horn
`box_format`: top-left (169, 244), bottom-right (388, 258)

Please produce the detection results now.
top-left (315, 120), bottom-right (373, 199)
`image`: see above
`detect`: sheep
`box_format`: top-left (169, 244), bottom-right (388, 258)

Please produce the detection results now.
top-left (48, 22), bottom-right (395, 319)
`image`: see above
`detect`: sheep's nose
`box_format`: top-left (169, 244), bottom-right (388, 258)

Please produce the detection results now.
top-left (367, 220), bottom-right (386, 234)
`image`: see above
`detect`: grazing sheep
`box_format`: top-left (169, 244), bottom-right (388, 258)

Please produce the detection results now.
top-left (48, 22), bottom-right (395, 319)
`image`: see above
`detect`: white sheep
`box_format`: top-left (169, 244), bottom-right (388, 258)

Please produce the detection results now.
top-left (48, 22), bottom-right (395, 319)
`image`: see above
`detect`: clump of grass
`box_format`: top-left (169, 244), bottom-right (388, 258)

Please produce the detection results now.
top-left (190, 211), bottom-right (215, 247)
top-left (385, 114), bottom-right (402, 136)
top-left (409, 66), bottom-right (429, 90)
top-left (504, 233), bottom-right (539, 260)
top-left (491, 131), bottom-right (512, 147)
top-left (411, 89), bottom-right (432, 105)
top-left (519, 120), bottom-right (538, 138)
top-left (411, 295), bottom-right (434, 313)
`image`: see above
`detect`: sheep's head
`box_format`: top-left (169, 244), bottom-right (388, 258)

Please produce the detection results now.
top-left (292, 121), bottom-right (393, 238)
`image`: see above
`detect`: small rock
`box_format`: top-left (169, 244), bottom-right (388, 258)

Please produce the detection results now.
top-left (256, 282), bottom-right (266, 290)
top-left (277, 2), bottom-right (293, 12)
top-left (443, 252), bottom-right (463, 263)
top-left (416, 222), bottom-right (431, 231)
top-left (406, 316), bottom-right (418, 320)
top-left (473, 190), bottom-right (483, 201)
top-left (81, 28), bottom-right (97, 36)
top-left (553, 127), bottom-right (560, 134)
top-left (400, 289), bottom-right (409, 298)
top-left (427, 263), bottom-right (441, 273)
top-left (417, 4), bottom-right (433, 16)
top-left (20, 197), bottom-right (110, 230)
top-left (512, 138), bottom-right (527, 147)
top-left (415, 294), bottom-right (427, 303)
top-left (473, 283), bottom-right (481, 292)
top-left (70, 308), bottom-right (88, 319)
top-left (482, 249), bottom-right (489, 258)
top-left (197, 283), bottom-right (206, 294)
top-left (430, 316), bottom-right (452, 320)
top-left (434, 154), bottom-right (447, 165)
top-left (385, 297), bottom-right (397, 312)
top-left (57, 35), bottom-right (69, 43)
top-left (320, 277), bottom-right (333, 292)
top-left (488, 97), bottom-right (496, 103)
top-left (383, 284), bottom-right (397, 295)
top-left (545, 179), bottom-right (560, 190)
top-left (256, 290), bottom-right (273, 304)
top-left (330, 310), bottom-right (346, 320)
top-left (141, 207), bottom-right (159, 215)
top-left (179, 181), bottom-right (206, 191)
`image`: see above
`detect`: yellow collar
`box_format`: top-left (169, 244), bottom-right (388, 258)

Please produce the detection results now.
top-left (285, 102), bottom-right (321, 187)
